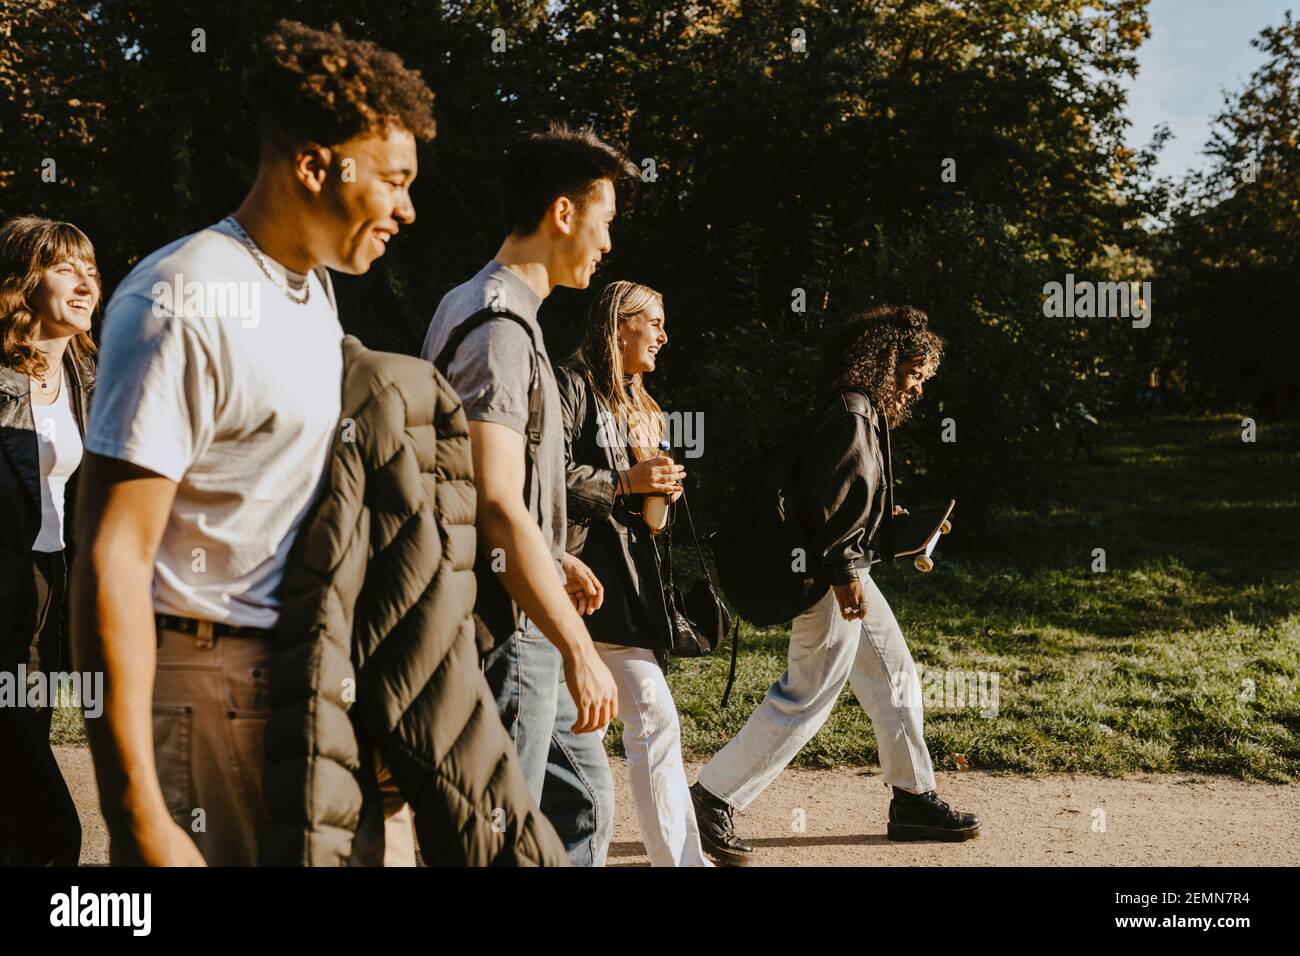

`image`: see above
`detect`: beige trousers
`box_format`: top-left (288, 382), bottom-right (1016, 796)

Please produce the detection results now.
top-left (142, 623), bottom-right (415, 866)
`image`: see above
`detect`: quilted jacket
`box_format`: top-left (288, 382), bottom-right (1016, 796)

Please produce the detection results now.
top-left (262, 336), bottom-right (567, 866)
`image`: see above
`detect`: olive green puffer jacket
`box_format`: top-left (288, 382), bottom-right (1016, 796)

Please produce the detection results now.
top-left (262, 336), bottom-right (567, 866)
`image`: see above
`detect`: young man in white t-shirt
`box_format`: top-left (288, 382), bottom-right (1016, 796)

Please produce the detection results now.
top-left (72, 20), bottom-right (436, 866)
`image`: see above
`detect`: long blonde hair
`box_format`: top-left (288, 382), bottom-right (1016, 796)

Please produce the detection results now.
top-left (578, 280), bottom-right (665, 462)
top-left (0, 216), bottom-right (100, 378)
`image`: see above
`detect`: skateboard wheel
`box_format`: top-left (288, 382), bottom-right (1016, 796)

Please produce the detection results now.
top-left (914, 555), bottom-right (934, 573)
top-left (940, 520), bottom-right (952, 534)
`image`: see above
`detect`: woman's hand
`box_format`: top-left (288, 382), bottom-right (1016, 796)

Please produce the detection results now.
top-left (562, 553), bottom-right (604, 616)
top-left (619, 455), bottom-right (685, 495)
top-left (832, 579), bottom-right (868, 622)
top-left (893, 504), bottom-right (909, 516)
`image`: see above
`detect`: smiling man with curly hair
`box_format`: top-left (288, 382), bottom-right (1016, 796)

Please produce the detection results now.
top-left (73, 20), bottom-right (435, 866)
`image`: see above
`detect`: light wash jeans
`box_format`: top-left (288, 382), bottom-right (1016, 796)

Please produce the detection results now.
top-left (482, 618), bottom-right (615, 866)
top-left (697, 568), bottom-right (936, 810)
top-left (594, 642), bottom-right (713, 867)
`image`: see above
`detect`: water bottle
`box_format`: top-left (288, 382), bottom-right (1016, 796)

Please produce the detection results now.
top-left (643, 439), bottom-right (672, 534)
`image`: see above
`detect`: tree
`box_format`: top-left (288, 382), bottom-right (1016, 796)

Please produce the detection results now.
top-left (0, 0), bottom-right (1171, 527)
top-left (1159, 14), bottom-right (1300, 418)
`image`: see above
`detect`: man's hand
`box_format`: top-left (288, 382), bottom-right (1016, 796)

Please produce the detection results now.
top-left (562, 553), bottom-right (604, 616)
top-left (133, 815), bottom-right (207, 867)
top-left (893, 504), bottom-right (909, 516)
top-left (467, 420), bottom-right (618, 733)
top-left (833, 578), bottom-right (868, 622)
top-left (72, 454), bottom-right (185, 867)
top-left (562, 645), bottom-right (619, 733)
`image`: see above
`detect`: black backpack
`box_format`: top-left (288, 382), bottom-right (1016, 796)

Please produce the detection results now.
top-left (711, 390), bottom-right (871, 628)
top-left (711, 440), bottom-right (826, 631)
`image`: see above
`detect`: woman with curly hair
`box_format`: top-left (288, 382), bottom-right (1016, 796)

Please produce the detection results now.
top-left (689, 305), bottom-right (982, 865)
top-left (0, 215), bottom-right (100, 866)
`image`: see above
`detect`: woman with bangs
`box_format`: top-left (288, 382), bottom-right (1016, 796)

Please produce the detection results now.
top-left (0, 216), bottom-right (100, 865)
top-left (555, 280), bottom-right (711, 866)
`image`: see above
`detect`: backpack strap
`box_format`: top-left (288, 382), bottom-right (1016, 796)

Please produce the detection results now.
top-left (433, 307), bottom-right (544, 511)
top-left (834, 386), bottom-right (873, 417)
top-left (877, 407), bottom-right (896, 562)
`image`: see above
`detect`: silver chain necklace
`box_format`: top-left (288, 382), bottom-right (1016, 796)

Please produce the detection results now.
top-left (222, 215), bottom-right (310, 305)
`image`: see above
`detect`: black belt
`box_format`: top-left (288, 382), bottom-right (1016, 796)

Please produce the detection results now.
top-left (154, 613), bottom-right (273, 640)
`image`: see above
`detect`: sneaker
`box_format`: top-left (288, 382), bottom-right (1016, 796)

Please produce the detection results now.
top-left (887, 788), bottom-right (981, 842)
top-left (690, 782), bottom-right (756, 865)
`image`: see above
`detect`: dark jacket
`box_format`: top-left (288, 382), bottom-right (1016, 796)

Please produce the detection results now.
top-left (555, 359), bottom-right (671, 650)
top-left (264, 336), bottom-right (568, 867)
top-left (0, 349), bottom-right (94, 628)
top-left (795, 388), bottom-right (895, 584)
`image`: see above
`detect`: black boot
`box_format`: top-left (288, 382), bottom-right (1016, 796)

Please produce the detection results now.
top-left (887, 788), bottom-right (981, 842)
top-left (690, 782), bottom-right (756, 865)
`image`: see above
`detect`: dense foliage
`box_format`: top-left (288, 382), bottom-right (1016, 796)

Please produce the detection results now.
top-left (2, 1), bottom-right (1293, 527)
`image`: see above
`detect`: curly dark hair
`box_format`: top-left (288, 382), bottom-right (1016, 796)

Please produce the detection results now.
top-left (819, 305), bottom-right (945, 426)
top-left (244, 20), bottom-right (436, 148)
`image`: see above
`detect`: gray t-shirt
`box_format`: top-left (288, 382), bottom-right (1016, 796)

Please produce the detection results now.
top-left (421, 261), bottom-right (566, 579)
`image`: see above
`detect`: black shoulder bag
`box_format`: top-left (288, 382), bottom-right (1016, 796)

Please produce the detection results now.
top-left (659, 488), bottom-right (740, 706)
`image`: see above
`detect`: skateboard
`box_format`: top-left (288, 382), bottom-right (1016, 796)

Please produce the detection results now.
top-left (889, 499), bottom-right (955, 572)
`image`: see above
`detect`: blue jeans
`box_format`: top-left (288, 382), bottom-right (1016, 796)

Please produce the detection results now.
top-left (483, 620), bottom-right (614, 866)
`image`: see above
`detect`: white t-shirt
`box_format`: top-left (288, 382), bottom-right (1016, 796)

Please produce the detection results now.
top-left (85, 218), bottom-right (345, 628)
top-left (32, 379), bottom-right (83, 553)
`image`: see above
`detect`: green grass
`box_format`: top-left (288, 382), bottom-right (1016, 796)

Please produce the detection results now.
top-left (607, 414), bottom-right (1300, 781)
top-left (50, 696), bottom-right (87, 746)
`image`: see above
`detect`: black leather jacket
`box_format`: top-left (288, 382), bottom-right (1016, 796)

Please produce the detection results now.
top-left (795, 388), bottom-right (895, 585)
top-left (555, 359), bottom-right (671, 650)
top-left (0, 349), bottom-right (95, 623)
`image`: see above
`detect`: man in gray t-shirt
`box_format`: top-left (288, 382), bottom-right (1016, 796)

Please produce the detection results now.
top-left (421, 261), bottom-right (566, 576)
top-left (420, 123), bottom-right (638, 866)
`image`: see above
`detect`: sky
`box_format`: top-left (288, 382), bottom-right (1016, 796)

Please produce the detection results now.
top-left (1121, 0), bottom-right (1295, 182)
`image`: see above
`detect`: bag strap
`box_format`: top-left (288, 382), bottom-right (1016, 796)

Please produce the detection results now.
top-left (675, 486), bottom-right (742, 709)
top-left (721, 618), bottom-right (740, 708)
top-left (434, 307), bottom-right (544, 507)
top-left (678, 488), bottom-right (717, 591)
top-left (661, 487), bottom-right (717, 597)
top-left (662, 513), bottom-right (676, 592)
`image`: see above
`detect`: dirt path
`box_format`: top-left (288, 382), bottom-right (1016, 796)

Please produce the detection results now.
top-left (57, 747), bottom-right (1298, 867)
